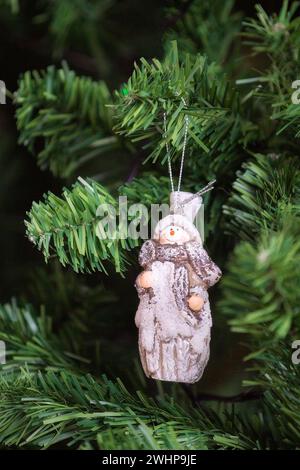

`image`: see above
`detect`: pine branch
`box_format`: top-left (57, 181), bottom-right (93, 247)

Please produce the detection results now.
top-left (26, 261), bottom-right (117, 321)
top-left (24, 263), bottom-right (123, 365)
top-left (0, 300), bottom-right (84, 372)
top-left (15, 64), bottom-right (119, 178)
top-left (0, 367), bottom-right (264, 450)
top-left (114, 41), bottom-right (244, 178)
top-left (0, 298), bottom-right (294, 450)
top-left (223, 153), bottom-right (300, 240)
top-left (244, 344), bottom-right (300, 448)
top-left (0, 0), bottom-right (18, 13)
top-left (0, 298), bottom-right (279, 450)
top-left (0, 296), bottom-right (141, 385)
top-left (0, 300), bottom-right (268, 450)
top-left (166, 0), bottom-right (242, 73)
top-left (243, 1), bottom-right (299, 59)
top-left (41, 0), bottom-right (115, 71)
top-left (120, 174), bottom-right (171, 206)
top-left (25, 178), bottom-right (139, 274)
top-left (220, 218), bottom-right (300, 341)
top-left (242, 1), bottom-right (300, 137)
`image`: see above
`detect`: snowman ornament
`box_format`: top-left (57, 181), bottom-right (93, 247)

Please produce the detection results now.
top-left (135, 191), bottom-right (222, 383)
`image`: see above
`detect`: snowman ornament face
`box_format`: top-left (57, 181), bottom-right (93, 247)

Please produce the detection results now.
top-left (159, 225), bottom-right (190, 245)
top-left (135, 191), bottom-right (222, 384)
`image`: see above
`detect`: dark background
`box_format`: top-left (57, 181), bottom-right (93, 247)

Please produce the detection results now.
top-left (0, 0), bottom-right (285, 394)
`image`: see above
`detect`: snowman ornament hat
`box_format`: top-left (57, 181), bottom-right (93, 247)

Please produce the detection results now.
top-left (153, 191), bottom-right (202, 244)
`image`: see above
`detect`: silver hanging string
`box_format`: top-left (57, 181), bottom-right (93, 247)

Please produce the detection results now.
top-left (163, 96), bottom-right (215, 212)
top-left (163, 110), bottom-right (174, 194)
top-left (163, 96), bottom-right (189, 200)
top-left (177, 97), bottom-right (189, 194)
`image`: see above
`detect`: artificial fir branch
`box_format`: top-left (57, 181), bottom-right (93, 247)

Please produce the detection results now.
top-left (0, 299), bottom-right (296, 450)
top-left (25, 178), bottom-right (139, 274)
top-left (243, 1), bottom-right (300, 137)
top-left (1, 0), bottom-right (18, 12)
top-left (114, 41), bottom-right (244, 178)
top-left (220, 219), bottom-right (300, 341)
top-left (223, 153), bottom-right (300, 239)
top-left (0, 300), bottom-right (84, 371)
top-left (244, 344), bottom-right (300, 448)
top-left (0, 367), bottom-right (268, 450)
top-left (15, 63), bottom-right (119, 178)
top-left (120, 174), bottom-right (171, 206)
top-left (1, 343), bottom-right (297, 449)
top-left (166, 0), bottom-right (243, 74)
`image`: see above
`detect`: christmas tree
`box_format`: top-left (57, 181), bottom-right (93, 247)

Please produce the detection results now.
top-left (0, 0), bottom-right (300, 449)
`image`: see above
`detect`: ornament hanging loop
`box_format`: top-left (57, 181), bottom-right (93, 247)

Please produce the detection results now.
top-left (163, 96), bottom-right (215, 213)
top-left (163, 95), bottom-right (189, 210)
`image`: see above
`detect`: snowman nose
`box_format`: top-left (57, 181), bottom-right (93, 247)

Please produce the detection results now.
top-left (170, 228), bottom-right (175, 236)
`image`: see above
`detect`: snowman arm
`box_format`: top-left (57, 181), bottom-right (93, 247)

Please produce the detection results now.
top-left (186, 241), bottom-right (222, 288)
top-left (138, 240), bottom-right (156, 268)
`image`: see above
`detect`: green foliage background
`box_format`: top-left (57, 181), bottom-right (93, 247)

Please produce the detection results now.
top-left (0, 0), bottom-right (300, 450)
